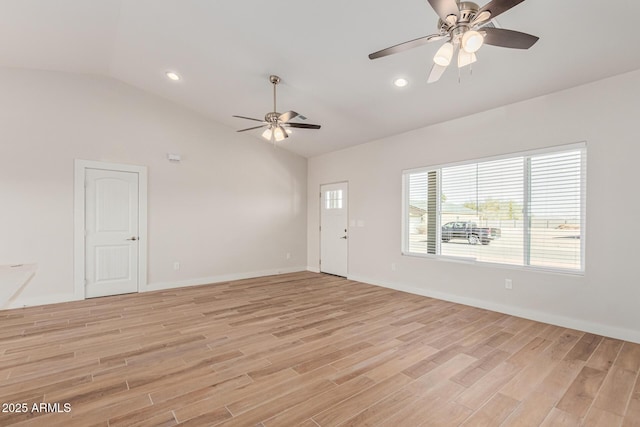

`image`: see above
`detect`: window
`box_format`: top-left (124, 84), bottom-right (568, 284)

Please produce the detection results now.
top-left (403, 144), bottom-right (586, 272)
top-left (325, 189), bottom-right (343, 209)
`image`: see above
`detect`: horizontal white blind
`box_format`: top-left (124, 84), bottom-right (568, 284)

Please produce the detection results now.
top-left (529, 150), bottom-right (583, 270)
top-left (403, 145), bottom-right (585, 272)
top-left (441, 157), bottom-right (524, 265)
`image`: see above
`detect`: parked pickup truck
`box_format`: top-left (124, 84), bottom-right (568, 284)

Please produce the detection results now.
top-left (441, 221), bottom-right (501, 245)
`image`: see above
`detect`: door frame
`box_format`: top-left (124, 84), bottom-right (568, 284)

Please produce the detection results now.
top-left (74, 159), bottom-right (148, 300)
top-left (319, 181), bottom-right (349, 276)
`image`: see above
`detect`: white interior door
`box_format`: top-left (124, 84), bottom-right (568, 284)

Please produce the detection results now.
top-left (85, 168), bottom-right (139, 298)
top-left (320, 182), bottom-right (348, 277)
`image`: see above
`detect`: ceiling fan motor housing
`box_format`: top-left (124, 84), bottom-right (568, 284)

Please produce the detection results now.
top-left (265, 111), bottom-right (280, 124)
top-left (438, 1), bottom-right (480, 33)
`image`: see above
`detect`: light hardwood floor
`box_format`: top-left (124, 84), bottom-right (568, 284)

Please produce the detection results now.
top-left (1, 272), bottom-right (639, 426)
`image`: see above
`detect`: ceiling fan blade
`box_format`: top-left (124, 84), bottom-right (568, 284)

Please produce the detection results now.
top-left (477, 0), bottom-right (525, 21)
top-left (237, 125), bottom-right (268, 132)
top-left (278, 110), bottom-right (299, 123)
top-left (482, 27), bottom-right (539, 49)
top-left (427, 0), bottom-right (460, 23)
top-left (427, 63), bottom-right (448, 83)
top-left (232, 115), bottom-right (264, 122)
top-left (284, 123), bottom-right (321, 130)
top-left (369, 34), bottom-right (446, 60)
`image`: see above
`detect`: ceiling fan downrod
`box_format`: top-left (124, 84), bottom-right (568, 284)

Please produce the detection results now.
top-left (270, 75), bottom-right (280, 115)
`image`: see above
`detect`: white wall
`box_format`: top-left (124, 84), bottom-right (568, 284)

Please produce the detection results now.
top-left (308, 69), bottom-right (640, 343)
top-left (0, 68), bottom-right (307, 307)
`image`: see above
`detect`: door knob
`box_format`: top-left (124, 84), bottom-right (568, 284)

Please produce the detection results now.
top-left (340, 235), bottom-right (348, 240)
top-left (126, 236), bottom-right (138, 241)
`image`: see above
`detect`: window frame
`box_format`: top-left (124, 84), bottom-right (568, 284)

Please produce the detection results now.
top-left (401, 142), bottom-right (587, 275)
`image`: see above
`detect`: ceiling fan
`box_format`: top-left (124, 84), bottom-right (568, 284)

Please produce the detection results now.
top-left (233, 75), bottom-right (321, 142)
top-left (369, 0), bottom-right (539, 83)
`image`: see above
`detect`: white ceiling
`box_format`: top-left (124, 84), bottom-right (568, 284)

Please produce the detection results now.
top-left (2, 0), bottom-right (640, 158)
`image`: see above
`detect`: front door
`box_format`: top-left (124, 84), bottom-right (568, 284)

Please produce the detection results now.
top-left (320, 182), bottom-right (348, 277)
top-left (85, 168), bottom-right (140, 298)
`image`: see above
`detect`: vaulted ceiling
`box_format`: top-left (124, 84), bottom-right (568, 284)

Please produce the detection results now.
top-left (2, 0), bottom-right (639, 157)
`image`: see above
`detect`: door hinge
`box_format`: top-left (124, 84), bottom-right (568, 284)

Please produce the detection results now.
top-left (319, 259), bottom-right (321, 265)
top-left (320, 192), bottom-right (322, 198)
top-left (319, 225), bottom-right (321, 231)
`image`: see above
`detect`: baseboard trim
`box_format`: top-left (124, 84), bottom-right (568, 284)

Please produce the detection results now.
top-left (145, 266), bottom-right (308, 293)
top-left (306, 266), bottom-right (320, 273)
top-left (8, 293), bottom-right (80, 309)
top-left (348, 274), bottom-right (640, 345)
top-left (5, 267), bottom-right (308, 309)
top-left (11, 270), bottom-right (636, 344)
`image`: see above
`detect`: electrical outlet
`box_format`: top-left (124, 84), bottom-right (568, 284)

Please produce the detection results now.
top-left (173, 262), bottom-right (180, 271)
top-left (391, 263), bottom-right (397, 271)
top-left (505, 279), bottom-right (512, 290)
top-left (286, 253), bottom-right (291, 260)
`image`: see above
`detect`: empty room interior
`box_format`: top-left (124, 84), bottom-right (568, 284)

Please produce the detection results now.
top-left (2, 0), bottom-right (640, 426)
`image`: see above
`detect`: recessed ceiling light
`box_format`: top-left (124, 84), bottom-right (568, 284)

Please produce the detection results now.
top-left (165, 71), bottom-right (181, 81)
top-left (393, 78), bottom-right (408, 88)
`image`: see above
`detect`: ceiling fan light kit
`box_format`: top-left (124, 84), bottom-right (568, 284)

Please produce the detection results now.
top-left (461, 30), bottom-right (483, 53)
top-left (369, 0), bottom-right (539, 83)
top-left (458, 49), bottom-right (477, 68)
top-left (273, 126), bottom-right (286, 142)
top-left (434, 42), bottom-right (454, 66)
top-left (233, 75), bottom-right (321, 143)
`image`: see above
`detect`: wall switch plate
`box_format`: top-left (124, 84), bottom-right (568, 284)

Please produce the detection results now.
top-left (505, 279), bottom-right (512, 290)
top-left (173, 262), bottom-right (180, 270)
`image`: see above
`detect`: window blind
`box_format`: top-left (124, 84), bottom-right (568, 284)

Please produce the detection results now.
top-left (440, 157), bottom-right (524, 265)
top-left (529, 150), bottom-right (583, 270)
top-left (403, 145), bottom-right (585, 272)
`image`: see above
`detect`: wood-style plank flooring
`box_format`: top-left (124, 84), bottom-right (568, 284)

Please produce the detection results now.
top-left (1, 272), bottom-right (639, 426)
